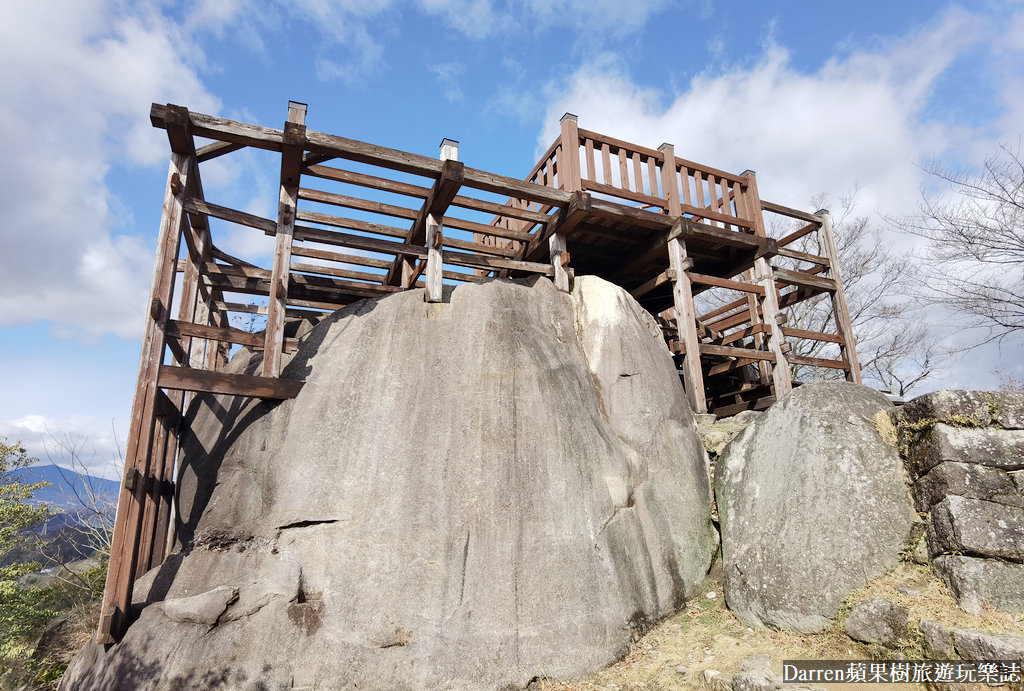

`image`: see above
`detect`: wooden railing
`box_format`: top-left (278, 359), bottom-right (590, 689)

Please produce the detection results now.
top-left (524, 118), bottom-right (760, 234)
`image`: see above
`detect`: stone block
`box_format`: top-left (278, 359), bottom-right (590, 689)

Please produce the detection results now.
top-left (953, 628), bottom-right (1024, 663)
top-left (933, 555), bottom-right (1024, 615)
top-left (900, 391), bottom-right (993, 426)
top-left (912, 461), bottom-right (1023, 512)
top-left (927, 496), bottom-right (1024, 560)
top-left (920, 619), bottom-right (955, 659)
top-left (906, 424), bottom-right (1024, 477)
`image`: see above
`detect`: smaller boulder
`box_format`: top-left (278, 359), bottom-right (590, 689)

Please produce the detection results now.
top-left (843, 598), bottom-right (909, 646)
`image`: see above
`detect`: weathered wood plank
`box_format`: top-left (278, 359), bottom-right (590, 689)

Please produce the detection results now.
top-left (762, 199), bottom-right (821, 224)
top-left (776, 246), bottom-right (830, 266)
top-left (780, 326), bottom-right (845, 344)
top-left (699, 343), bottom-right (777, 361)
top-left (166, 319), bottom-right (264, 348)
top-left (158, 365), bottom-right (304, 398)
top-left (771, 266), bottom-right (837, 293)
top-left (184, 197), bottom-right (276, 234)
top-left (786, 354), bottom-right (849, 370)
top-left (776, 220), bottom-right (820, 248)
top-left (302, 165), bottom-right (430, 198)
top-left (688, 272), bottom-right (765, 295)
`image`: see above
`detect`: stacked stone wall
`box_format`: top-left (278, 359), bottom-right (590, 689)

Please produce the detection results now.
top-left (897, 391), bottom-right (1024, 615)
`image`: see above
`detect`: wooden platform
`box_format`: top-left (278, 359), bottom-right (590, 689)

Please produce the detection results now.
top-left (95, 102), bottom-right (862, 644)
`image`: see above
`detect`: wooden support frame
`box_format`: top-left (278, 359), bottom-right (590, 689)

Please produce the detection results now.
top-left (100, 104), bottom-right (866, 645)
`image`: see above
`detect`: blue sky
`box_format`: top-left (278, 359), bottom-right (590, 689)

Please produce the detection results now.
top-left (1, 0), bottom-right (1022, 476)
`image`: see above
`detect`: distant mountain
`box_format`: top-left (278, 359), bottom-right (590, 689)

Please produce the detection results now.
top-left (13, 464), bottom-right (119, 514)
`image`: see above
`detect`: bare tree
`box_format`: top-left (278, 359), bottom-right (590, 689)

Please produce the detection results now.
top-left (896, 141), bottom-right (1024, 343)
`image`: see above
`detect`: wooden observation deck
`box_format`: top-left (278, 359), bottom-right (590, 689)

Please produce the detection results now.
top-left (96, 102), bottom-right (861, 643)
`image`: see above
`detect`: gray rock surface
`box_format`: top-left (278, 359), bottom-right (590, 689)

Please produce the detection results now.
top-left (992, 392), bottom-right (1024, 429)
top-left (927, 495), bottom-right (1024, 560)
top-left (907, 424), bottom-right (1024, 477)
top-left (920, 619), bottom-right (955, 659)
top-left (899, 391), bottom-right (994, 427)
top-left (62, 277), bottom-right (717, 691)
top-left (842, 597), bottom-right (909, 646)
top-left (933, 555), bottom-right (1024, 615)
top-left (953, 628), bottom-right (1024, 662)
top-left (913, 461), bottom-right (1024, 511)
top-left (715, 382), bottom-right (915, 633)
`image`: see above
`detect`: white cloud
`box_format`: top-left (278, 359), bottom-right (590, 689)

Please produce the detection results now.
top-left (1, 414), bottom-right (125, 480)
top-left (431, 62), bottom-right (466, 103)
top-left (0, 0), bottom-right (220, 340)
top-left (538, 9), bottom-right (1000, 217)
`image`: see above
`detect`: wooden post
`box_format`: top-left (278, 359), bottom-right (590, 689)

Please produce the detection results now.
top-left (669, 236), bottom-right (706, 413)
top-left (425, 213), bottom-right (443, 302)
top-left (559, 113), bottom-right (581, 192)
top-left (263, 101), bottom-right (307, 378)
top-left (741, 170), bottom-right (792, 398)
top-left (423, 138), bottom-right (457, 302)
top-left (659, 142), bottom-right (706, 413)
top-left (98, 146), bottom-right (192, 644)
top-left (549, 231), bottom-right (570, 293)
top-left (817, 209), bottom-right (862, 383)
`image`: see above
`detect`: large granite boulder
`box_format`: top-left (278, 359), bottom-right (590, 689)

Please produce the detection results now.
top-left (715, 383), bottom-right (915, 633)
top-left (62, 276), bottom-right (716, 690)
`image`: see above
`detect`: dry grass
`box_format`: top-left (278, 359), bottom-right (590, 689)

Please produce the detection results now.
top-left (542, 562), bottom-right (1024, 691)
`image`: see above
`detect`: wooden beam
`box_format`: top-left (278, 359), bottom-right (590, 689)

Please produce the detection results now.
top-left (152, 103), bottom-right (284, 152)
top-left (775, 246), bottom-right (829, 266)
top-left (158, 365), bottom-right (304, 399)
top-left (390, 158), bottom-right (464, 287)
top-left (99, 148), bottom-right (192, 644)
top-left (772, 266), bottom-right (837, 293)
top-left (559, 114), bottom-right (582, 192)
top-left (698, 344), bottom-right (776, 361)
top-left (688, 272), bottom-right (765, 295)
top-left (195, 140), bottom-right (244, 163)
top-left (787, 354), bottom-right (849, 370)
top-left (264, 103), bottom-right (306, 378)
top-left (629, 270), bottom-right (672, 299)
top-left (781, 326), bottom-right (845, 344)
top-left (303, 164), bottom-right (431, 198)
top-left (183, 198), bottom-right (276, 234)
top-left (442, 250), bottom-right (554, 276)
top-left (761, 199), bottom-right (821, 224)
top-left (166, 319), bottom-right (265, 348)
